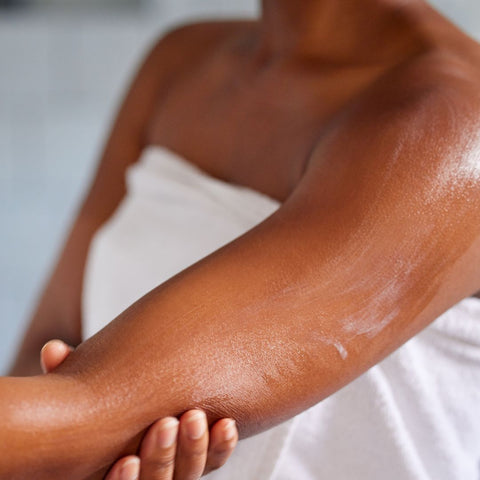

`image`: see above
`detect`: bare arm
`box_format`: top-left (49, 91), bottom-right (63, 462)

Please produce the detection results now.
top-left (3, 57), bottom-right (480, 479)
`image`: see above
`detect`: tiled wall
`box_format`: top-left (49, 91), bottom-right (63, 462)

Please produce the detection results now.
top-left (0, 0), bottom-right (477, 372)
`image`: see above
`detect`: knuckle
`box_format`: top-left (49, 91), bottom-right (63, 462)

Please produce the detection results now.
top-left (158, 457), bottom-right (176, 469)
top-left (143, 459), bottom-right (175, 478)
top-left (149, 452), bottom-right (176, 470)
top-left (158, 454), bottom-right (175, 469)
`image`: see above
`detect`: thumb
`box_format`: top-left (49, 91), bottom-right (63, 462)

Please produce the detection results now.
top-left (40, 340), bottom-right (75, 374)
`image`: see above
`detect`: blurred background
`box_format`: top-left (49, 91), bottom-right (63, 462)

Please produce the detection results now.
top-left (0, 0), bottom-right (479, 373)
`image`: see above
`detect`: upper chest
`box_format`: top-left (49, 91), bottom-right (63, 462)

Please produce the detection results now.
top-left (146, 35), bottom-right (385, 201)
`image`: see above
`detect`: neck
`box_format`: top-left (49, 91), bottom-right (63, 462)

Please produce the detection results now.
top-left (258, 0), bottom-right (429, 63)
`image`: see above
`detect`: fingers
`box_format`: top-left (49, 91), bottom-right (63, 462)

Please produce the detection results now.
top-left (105, 455), bottom-right (140, 480)
top-left (204, 418), bottom-right (238, 475)
top-left (172, 410), bottom-right (209, 480)
top-left (40, 339), bottom-right (74, 373)
top-left (106, 412), bottom-right (238, 480)
top-left (138, 417), bottom-right (179, 479)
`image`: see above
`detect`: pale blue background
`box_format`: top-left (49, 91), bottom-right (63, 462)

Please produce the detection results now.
top-left (0, 0), bottom-right (478, 373)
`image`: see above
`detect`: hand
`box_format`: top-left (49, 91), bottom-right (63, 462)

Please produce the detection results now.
top-left (40, 340), bottom-right (238, 479)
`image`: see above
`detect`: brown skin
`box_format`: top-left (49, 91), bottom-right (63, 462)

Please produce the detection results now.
top-left (39, 340), bottom-right (238, 480)
top-left (4, 0), bottom-right (480, 478)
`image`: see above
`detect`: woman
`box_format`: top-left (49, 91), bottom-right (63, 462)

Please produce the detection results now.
top-left (4, 0), bottom-right (480, 478)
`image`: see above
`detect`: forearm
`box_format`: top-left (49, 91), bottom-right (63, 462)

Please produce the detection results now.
top-left (58, 226), bottom-right (343, 434)
top-left (50, 201), bottom-right (470, 479)
top-left (0, 375), bottom-right (95, 479)
top-left (4, 213), bottom-right (473, 480)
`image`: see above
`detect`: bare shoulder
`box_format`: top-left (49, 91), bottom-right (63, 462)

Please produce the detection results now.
top-left (359, 47), bottom-right (480, 125)
top-left (312, 47), bottom-right (480, 178)
top-left (157, 19), bottom-right (252, 46)
top-left (143, 19), bottom-right (253, 77)
top-left (383, 48), bottom-right (480, 176)
top-left (384, 48), bottom-right (480, 118)
top-left (302, 46), bottom-right (480, 234)
top-left (118, 18), bottom-right (254, 141)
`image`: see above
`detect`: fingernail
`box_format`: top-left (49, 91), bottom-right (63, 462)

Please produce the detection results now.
top-left (157, 418), bottom-right (179, 448)
top-left (185, 411), bottom-right (206, 440)
top-left (119, 457), bottom-right (140, 480)
top-left (223, 419), bottom-right (236, 441)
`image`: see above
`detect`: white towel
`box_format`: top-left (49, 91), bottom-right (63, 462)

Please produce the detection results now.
top-left (82, 145), bottom-right (480, 479)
